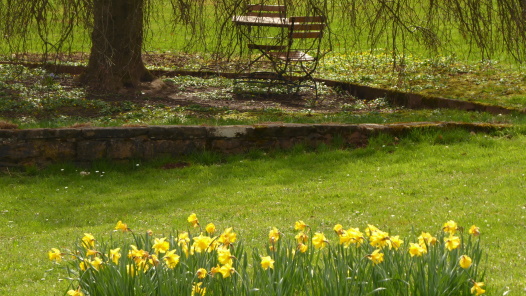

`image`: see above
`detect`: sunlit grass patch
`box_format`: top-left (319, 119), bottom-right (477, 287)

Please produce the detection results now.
top-left (1, 130), bottom-right (526, 295)
top-left (317, 51), bottom-right (526, 108)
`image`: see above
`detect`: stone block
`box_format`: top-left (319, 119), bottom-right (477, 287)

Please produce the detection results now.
top-left (38, 140), bottom-right (76, 162)
top-left (148, 125), bottom-right (208, 139)
top-left (107, 139), bottom-right (144, 160)
top-left (208, 126), bottom-right (253, 138)
top-left (210, 139), bottom-right (248, 153)
top-left (77, 141), bottom-right (107, 160)
top-left (80, 127), bottom-right (148, 139)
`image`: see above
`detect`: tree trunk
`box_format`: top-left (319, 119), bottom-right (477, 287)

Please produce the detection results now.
top-left (82, 0), bottom-right (154, 91)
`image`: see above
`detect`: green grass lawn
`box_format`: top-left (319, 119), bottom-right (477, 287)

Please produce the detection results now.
top-left (1, 129), bottom-right (525, 295)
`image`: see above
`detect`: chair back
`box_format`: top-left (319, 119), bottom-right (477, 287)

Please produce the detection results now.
top-left (289, 16), bottom-right (325, 39)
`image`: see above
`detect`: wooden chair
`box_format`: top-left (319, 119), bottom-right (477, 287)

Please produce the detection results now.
top-left (235, 4), bottom-right (289, 82)
top-left (268, 16), bottom-right (326, 89)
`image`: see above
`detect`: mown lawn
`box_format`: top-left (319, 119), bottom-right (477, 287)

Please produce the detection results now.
top-left (0, 129), bottom-right (525, 295)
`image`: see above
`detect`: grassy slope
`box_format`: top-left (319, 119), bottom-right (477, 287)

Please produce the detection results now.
top-left (0, 129), bottom-right (525, 295)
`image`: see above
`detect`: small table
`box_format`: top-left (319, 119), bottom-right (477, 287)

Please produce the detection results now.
top-left (232, 15), bottom-right (290, 28)
top-left (232, 15), bottom-right (292, 80)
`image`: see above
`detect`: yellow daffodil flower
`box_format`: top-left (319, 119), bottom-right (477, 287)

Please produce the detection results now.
top-left (369, 230), bottom-right (390, 249)
top-left (333, 224), bottom-right (344, 235)
top-left (152, 237), bottom-right (170, 254)
top-left (444, 235), bottom-right (461, 251)
top-left (388, 235), bottom-right (404, 250)
top-left (418, 232), bottom-right (437, 247)
top-left (134, 259), bottom-right (149, 272)
top-left (218, 227), bottom-right (237, 246)
top-left (297, 243), bottom-right (308, 253)
top-left (269, 227), bottom-right (280, 243)
top-left (86, 249), bottom-right (98, 257)
top-left (178, 231), bottom-right (190, 244)
top-left (365, 224), bottom-right (380, 237)
top-left (339, 230), bottom-right (352, 247)
top-left (163, 250), bottom-right (180, 269)
top-left (67, 287), bottom-right (85, 296)
top-left (260, 256), bottom-right (275, 270)
top-left (205, 223), bottom-right (216, 235)
top-left (90, 257), bottom-right (103, 271)
top-left (197, 268), bottom-right (208, 279)
top-left (110, 248), bottom-right (121, 264)
top-left (210, 265), bottom-right (221, 276)
top-left (149, 254), bottom-right (160, 267)
top-left (80, 257), bottom-right (103, 272)
top-left (81, 233), bottom-right (95, 249)
top-left (129, 245), bottom-right (149, 263)
top-left (443, 220), bottom-right (458, 234)
top-left (115, 220), bottom-right (129, 232)
top-left (471, 281), bottom-right (485, 295)
top-left (312, 232), bottom-right (329, 249)
top-left (409, 243), bottom-right (427, 257)
top-left (295, 231), bottom-right (309, 243)
top-left (217, 247), bottom-right (234, 265)
top-left (48, 248), bottom-right (63, 262)
top-left (177, 232), bottom-right (190, 255)
top-left (339, 228), bottom-right (364, 247)
top-left (79, 260), bottom-right (88, 271)
top-left (191, 282), bottom-right (207, 296)
top-left (469, 225), bottom-right (480, 237)
top-left (368, 249), bottom-right (384, 265)
top-left (192, 234), bottom-right (212, 253)
top-left (187, 213), bottom-right (199, 228)
top-left (294, 220), bottom-right (308, 231)
top-left (459, 255), bottom-right (473, 269)
top-left (219, 264), bottom-right (235, 278)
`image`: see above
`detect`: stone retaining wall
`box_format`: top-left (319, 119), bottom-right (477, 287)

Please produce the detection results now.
top-left (0, 122), bottom-right (508, 167)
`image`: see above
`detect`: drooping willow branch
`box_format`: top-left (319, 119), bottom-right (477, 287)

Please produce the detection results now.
top-left (0, 0), bottom-right (525, 64)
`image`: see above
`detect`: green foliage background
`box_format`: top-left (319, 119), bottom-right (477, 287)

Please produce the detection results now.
top-left (0, 0), bottom-right (525, 63)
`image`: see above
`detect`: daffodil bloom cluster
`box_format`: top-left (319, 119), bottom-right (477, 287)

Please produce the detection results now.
top-left (48, 218), bottom-right (485, 296)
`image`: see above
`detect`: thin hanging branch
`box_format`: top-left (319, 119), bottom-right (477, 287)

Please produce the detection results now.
top-left (0, 0), bottom-right (525, 66)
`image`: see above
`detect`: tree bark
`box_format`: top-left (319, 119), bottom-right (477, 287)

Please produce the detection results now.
top-left (82, 0), bottom-right (154, 92)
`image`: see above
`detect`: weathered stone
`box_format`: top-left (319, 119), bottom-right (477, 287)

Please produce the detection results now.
top-left (8, 142), bottom-right (41, 159)
top-left (210, 139), bottom-right (248, 153)
top-left (38, 140), bottom-right (76, 161)
top-left (208, 126), bottom-right (254, 139)
top-left (77, 141), bottom-right (107, 160)
top-left (0, 123), bottom-right (511, 167)
top-left (348, 131), bottom-right (368, 148)
top-left (81, 127), bottom-right (148, 139)
top-left (107, 139), bottom-right (145, 159)
top-left (148, 126), bottom-right (208, 139)
top-left (0, 129), bottom-right (17, 138)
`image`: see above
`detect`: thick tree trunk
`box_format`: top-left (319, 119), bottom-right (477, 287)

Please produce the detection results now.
top-left (82, 0), bottom-right (154, 91)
